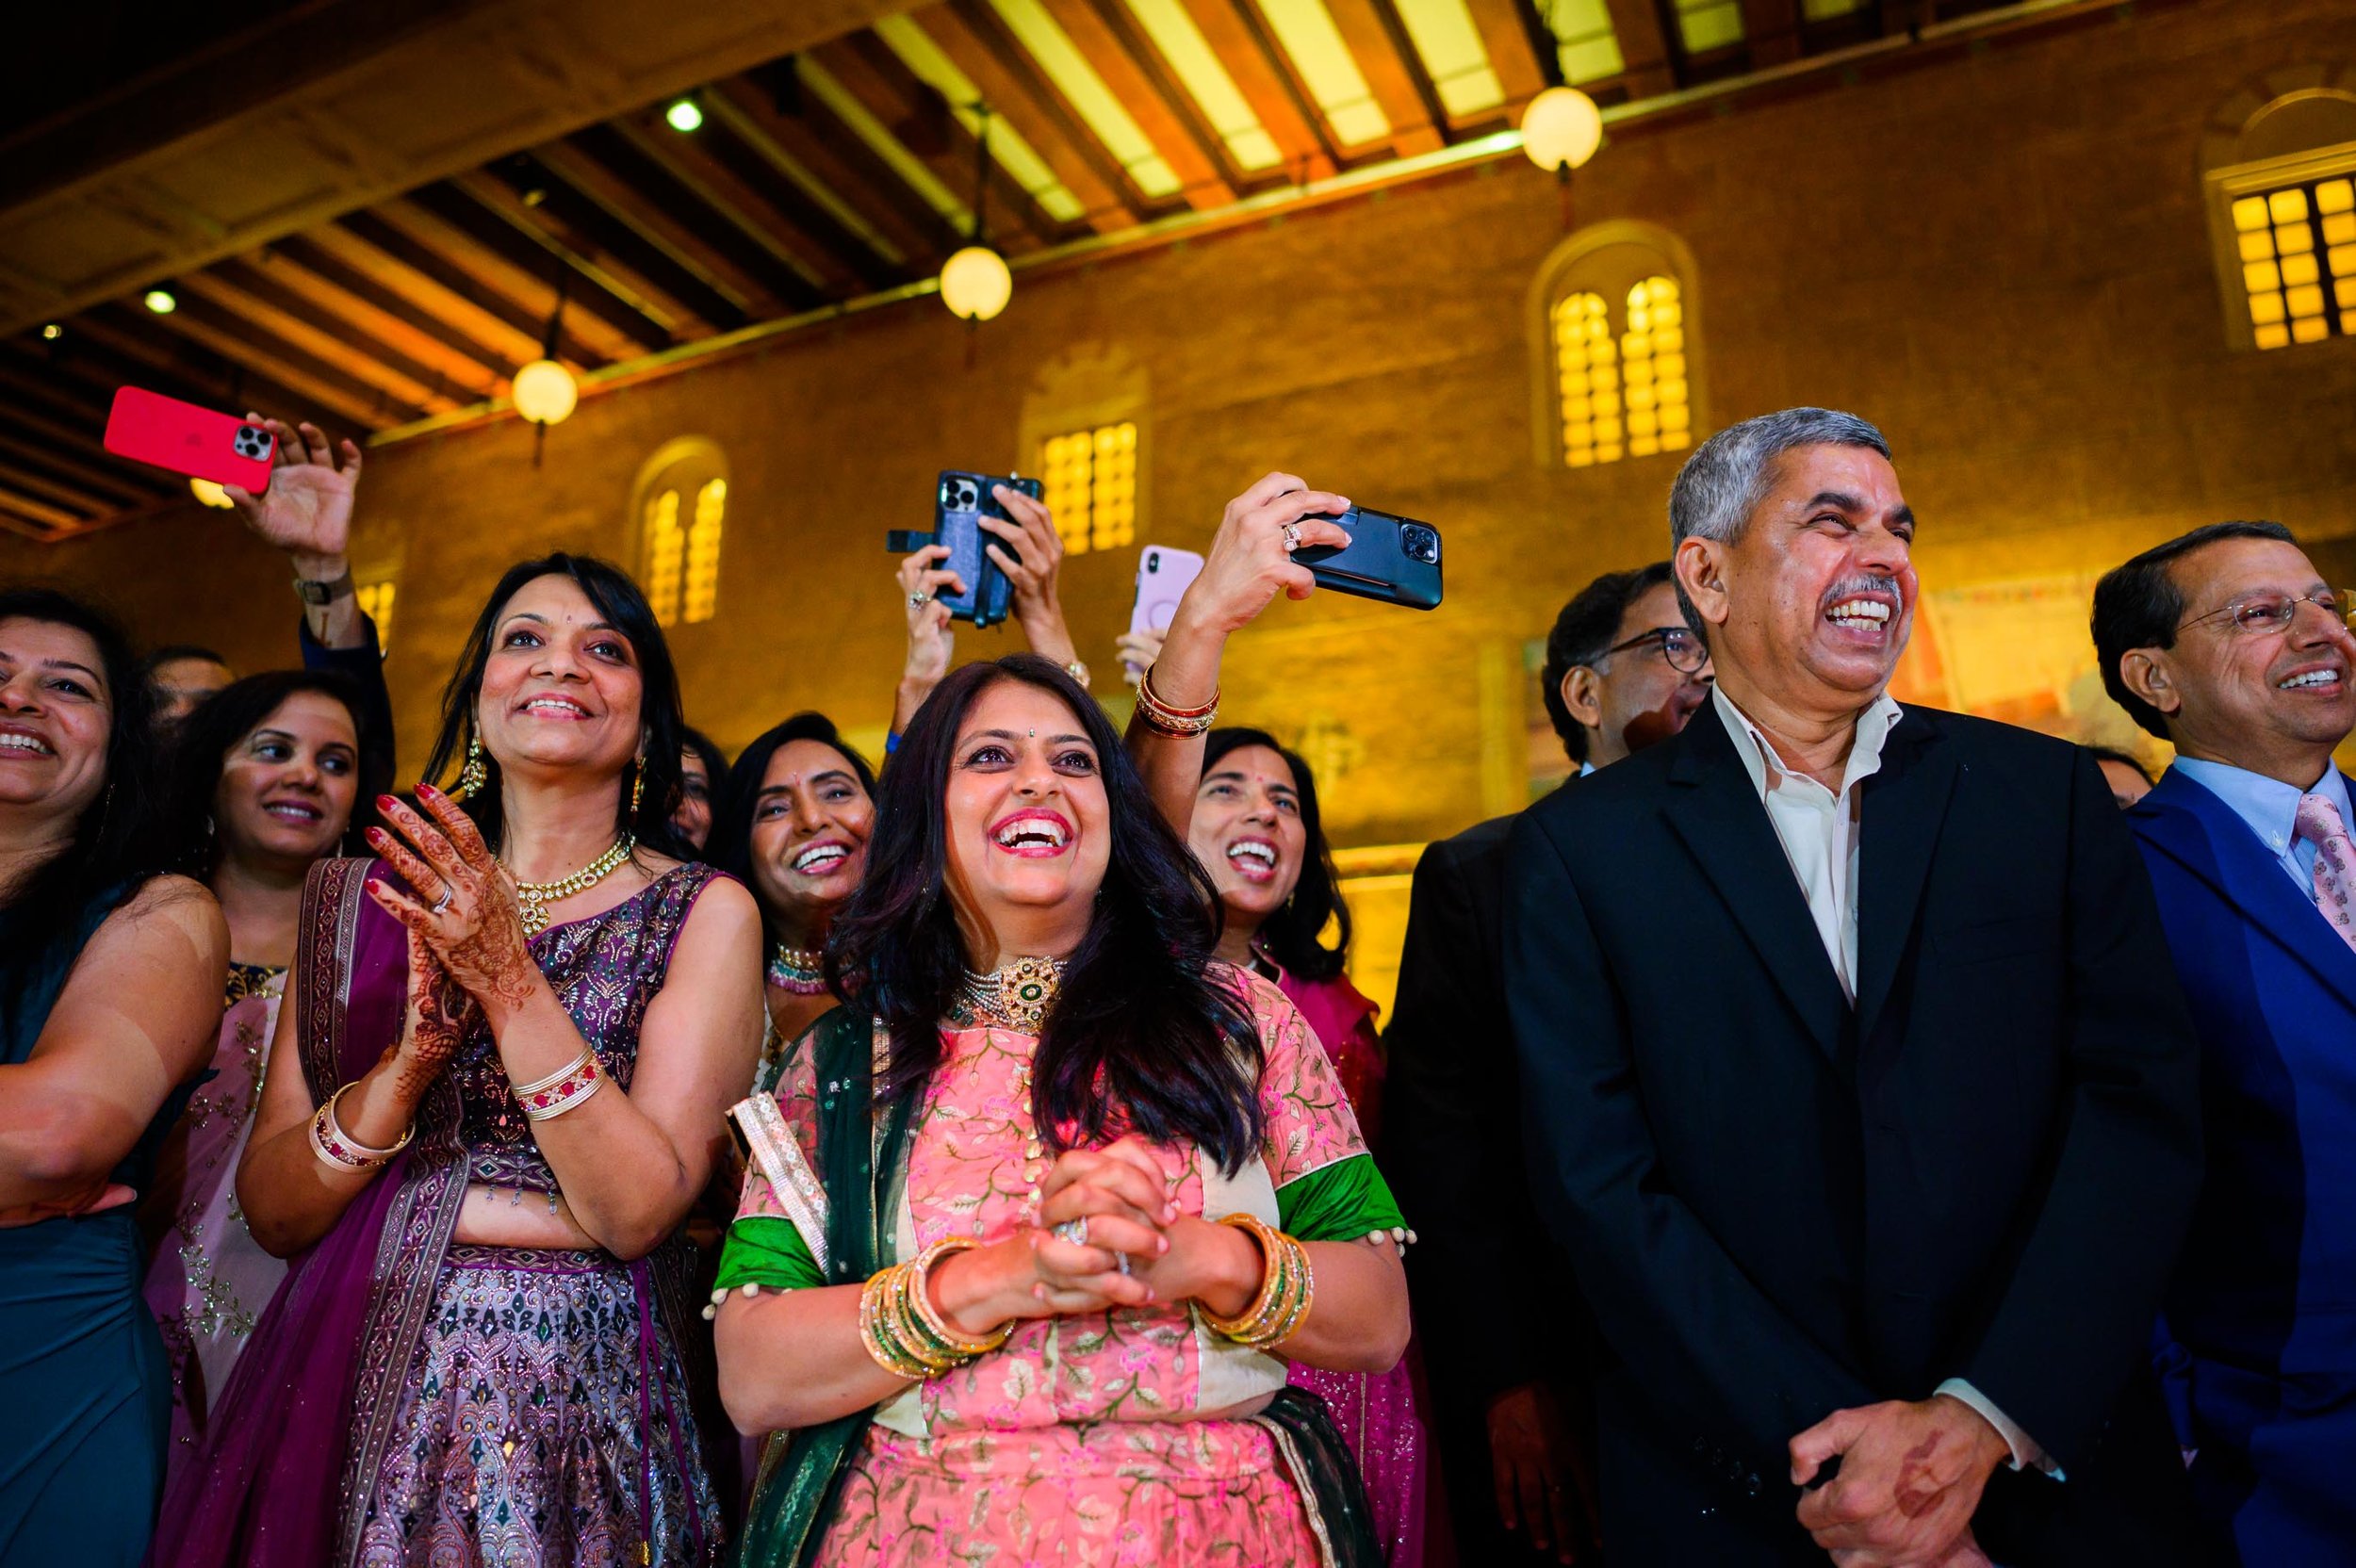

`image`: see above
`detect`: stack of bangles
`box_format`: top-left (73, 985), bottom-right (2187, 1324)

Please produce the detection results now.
top-left (1200, 1213), bottom-right (1315, 1350)
top-left (308, 1082), bottom-right (415, 1173)
top-left (512, 1049), bottom-right (603, 1120)
top-left (1134, 666), bottom-right (1218, 737)
top-left (858, 1238), bottom-right (1013, 1380)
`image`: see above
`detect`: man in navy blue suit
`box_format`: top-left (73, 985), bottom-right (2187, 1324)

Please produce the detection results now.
top-left (2094, 519), bottom-right (2356, 1565)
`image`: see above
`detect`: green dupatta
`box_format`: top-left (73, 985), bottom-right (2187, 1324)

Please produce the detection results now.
top-left (733, 1007), bottom-right (915, 1567)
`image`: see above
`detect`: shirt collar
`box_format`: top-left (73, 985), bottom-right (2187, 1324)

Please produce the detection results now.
top-left (2170, 755), bottom-right (2355, 858)
top-left (1713, 684), bottom-right (1906, 802)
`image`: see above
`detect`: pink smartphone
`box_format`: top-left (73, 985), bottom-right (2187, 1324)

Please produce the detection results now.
top-left (1126, 545), bottom-right (1204, 674)
top-left (102, 386), bottom-right (274, 492)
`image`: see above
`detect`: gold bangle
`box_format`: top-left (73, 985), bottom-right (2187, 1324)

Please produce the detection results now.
top-left (907, 1239), bottom-right (1012, 1359)
top-left (308, 1082), bottom-right (413, 1173)
top-left (1135, 666), bottom-right (1219, 736)
top-left (858, 1268), bottom-right (935, 1380)
top-left (1200, 1213), bottom-right (1315, 1349)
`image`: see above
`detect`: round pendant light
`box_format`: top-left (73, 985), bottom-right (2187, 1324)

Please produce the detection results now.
top-left (940, 245), bottom-right (1013, 322)
top-left (511, 358), bottom-right (578, 427)
top-left (189, 477), bottom-right (234, 509)
top-left (1521, 86), bottom-right (1603, 173)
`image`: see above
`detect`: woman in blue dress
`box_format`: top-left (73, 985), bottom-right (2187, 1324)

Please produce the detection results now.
top-left (0, 587), bottom-right (228, 1566)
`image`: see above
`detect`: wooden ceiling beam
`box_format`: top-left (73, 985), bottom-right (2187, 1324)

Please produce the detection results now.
top-left (449, 168), bottom-right (737, 338)
top-left (1462, 0), bottom-right (1554, 106)
top-left (0, 486), bottom-right (84, 535)
top-left (0, 455), bottom-right (130, 518)
top-left (590, 121), bottom-right (865, 302)
top-left (46, 308), bottom-right (336, 431)
top-left (1741, 0), bottom-right (1802, 65)
top-left (0, 414), bottom-right (167, 509)
top-left (177, 270), bottom-right (464, 415)
top-left (1600, 0), bottom-right (1680, 95)
top-left (810, 36), bottom-right (1051, 254)
top-left (138, 294), bottom-right (395, 430)
top-left (708, 72), bottom-right (961, 267)
top-left (376, 192), bottom-right (672, 357)
top-left (1073, 0), bottom-right (1282, 193)
top-left (0, 368), bottom-right (176, 479)
top-left (1320, 0), bottom-right (1448, 154)
top-left (328, 209), bottom-right (627, 367)
top-left (920, 4), bottom-right (1137, 232)
top-left (1168, 0), bottom-right (1337, 178)
top-left (1028, 0), bottom-right (1235, 211)
top-left (257, 239), bottom-right (518, 394)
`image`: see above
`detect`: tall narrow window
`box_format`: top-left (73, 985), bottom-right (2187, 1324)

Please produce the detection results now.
top-left (1039, 420), bottom-right (1137, 554)
top-left (1551, 291), bottom-right (1618, 466)
top-left (2233, 179), bottom-right (2356, 349)
top-left (1530, 222), bottom-right (1706, 470)
top-left (1621, 276), bottom-right (1692, 458)
top-left (355, 580), bottom-right (397, 647)
top-left (630, 438), bottom-right (729, 627)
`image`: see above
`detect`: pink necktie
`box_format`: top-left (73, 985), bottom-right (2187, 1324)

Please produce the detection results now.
top-left (2293, 792), bottom-right (2356, 955)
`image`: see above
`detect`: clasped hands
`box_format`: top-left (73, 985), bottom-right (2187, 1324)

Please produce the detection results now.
top-left (927, 1135), bottom-right (1262, 1341)
top-left (1788, 1394), bottom-right (2012, 1567)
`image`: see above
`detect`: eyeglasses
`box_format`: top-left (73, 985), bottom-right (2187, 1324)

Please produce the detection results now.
top-left (2179, 588), bottom-right (2356, 637)
top-left (1597, 626), bottom-right (1710, 675)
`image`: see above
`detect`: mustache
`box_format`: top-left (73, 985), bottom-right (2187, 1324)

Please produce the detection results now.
top-left (1820, 574), bottom-right (1904, 609)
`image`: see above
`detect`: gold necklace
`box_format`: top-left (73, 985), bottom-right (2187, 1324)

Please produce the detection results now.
top-left (957, 956), bottom-right (1066, 1034)
top-left (507, 835), bottom-right (636, 936)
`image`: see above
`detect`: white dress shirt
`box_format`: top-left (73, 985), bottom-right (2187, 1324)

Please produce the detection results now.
top-left (1712, 687), bottom-right (2060, 1480)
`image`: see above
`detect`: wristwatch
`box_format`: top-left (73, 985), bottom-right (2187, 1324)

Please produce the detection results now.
top-left (293, 568), bottom-right (356, 607)
top-left (1063, 660), bottom-right (1091, 690)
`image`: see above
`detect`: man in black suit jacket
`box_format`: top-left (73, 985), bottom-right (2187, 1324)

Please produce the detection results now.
top-left (1386, 562), bottom-right (1711, 1563)
top-left (1506, 408), bottom-right (2204, 1565)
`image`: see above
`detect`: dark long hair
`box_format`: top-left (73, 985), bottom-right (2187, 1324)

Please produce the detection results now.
top-left (1200, 727), bottom-right (1351, 983)
top-left (0, 586), bottom-right (167, 964)
top-left (420, 554), bottom-right (689, 858)
top-left (709, 711), bottom-right (875, 944)
top-left (160, 670), bottom-right (384, 880)
top-left (828, 655), bottom-right (1264, 1174)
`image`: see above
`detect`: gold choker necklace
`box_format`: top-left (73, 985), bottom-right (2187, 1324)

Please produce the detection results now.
top-left (957, 956), bottom-right (1065, 1034)
top-left (768, 944), bottom-right (827, 996)
top-left (507, 836), bottom-right (636, 936)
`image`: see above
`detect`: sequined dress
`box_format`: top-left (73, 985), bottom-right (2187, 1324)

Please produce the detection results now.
top-left (140, 961), bottom-right (289, 1494)
top-left (352, 864), bottom-right (728, 1567)
top-left (721, 970), bottom-right (1413, 1566)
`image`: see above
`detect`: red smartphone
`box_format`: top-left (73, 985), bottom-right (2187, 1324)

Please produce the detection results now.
top-left (102, 386), bottom-right (274, 493)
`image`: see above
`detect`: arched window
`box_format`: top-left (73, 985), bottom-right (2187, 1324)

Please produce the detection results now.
top-left (1530, 222), bottom-right (1707, 469)
top-left (1020, 344), bottom-right (1150, 559)
top-left (354, 579), bottom-right (398, 648)
top-left (2201, 74), bottom-right (2356, 351)
top-left (630, 438), bottom-right (729, 626)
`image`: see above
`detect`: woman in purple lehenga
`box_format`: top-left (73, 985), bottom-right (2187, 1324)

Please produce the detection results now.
top-left (152, 555), bottom-right (763, 1568)
top-left (1183, 726), bottom-right (1444, 1568)
top-left (138, 670), bottom-right (378, 1494)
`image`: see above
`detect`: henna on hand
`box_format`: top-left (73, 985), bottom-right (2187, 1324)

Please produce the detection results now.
top-left (366, 784), bottom-right (544, 1016)
top-left (379, 932), bottom-right (473, 1102)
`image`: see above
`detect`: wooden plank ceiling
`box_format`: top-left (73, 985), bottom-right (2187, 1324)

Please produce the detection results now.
top-left (3, 0), bottom-right (1983, 542)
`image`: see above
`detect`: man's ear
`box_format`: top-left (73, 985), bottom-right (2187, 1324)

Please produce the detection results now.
top-left (1561, 665), bottom-right (1605, 732)
top-left (2118, 648), bottom-right (2182, 723)
top-left (1675, 536), bottom-right (1729, 635)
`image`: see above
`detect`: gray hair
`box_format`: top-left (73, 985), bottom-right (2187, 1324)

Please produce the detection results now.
top-left (1666, 407), bottom-right (1891, 635)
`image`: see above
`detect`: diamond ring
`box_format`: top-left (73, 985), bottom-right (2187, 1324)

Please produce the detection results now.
top-left (431, 882), bottom-right (454, 916)
top-left (909, 591), bottom-right (932, 608)
top-left (1054, 1217), bottom-right (1089, 1248)
top-left (1280, 522), bottom-right (1301, 552)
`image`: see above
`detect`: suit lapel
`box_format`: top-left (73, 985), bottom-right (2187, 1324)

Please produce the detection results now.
top-left (2135, 768), bottom-right (2356, 1016)
top-left (1854, 710), bottom-right (1957, 1044)
top-left (1662, 702), bottom-right (1851, 1058)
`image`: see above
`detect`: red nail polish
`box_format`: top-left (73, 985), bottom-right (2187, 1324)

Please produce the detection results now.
top-left (417, 781), bottom-right (441, 800)
top-left (377, 795), bottom-right (399, 811)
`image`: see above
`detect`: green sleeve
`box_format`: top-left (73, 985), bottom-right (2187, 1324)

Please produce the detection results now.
top-left (716, 1214), bottom-right (826, 1293)
top-left (1274, 1151), bottom-right (1409, 1242)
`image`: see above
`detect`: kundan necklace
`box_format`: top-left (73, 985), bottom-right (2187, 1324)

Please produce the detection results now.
top-left (958, 955), bottom-right (1065, 1034)
top-left (767, 944), bottom-right (828, 995)
top-left (508, 835), bottom-right (636, 936)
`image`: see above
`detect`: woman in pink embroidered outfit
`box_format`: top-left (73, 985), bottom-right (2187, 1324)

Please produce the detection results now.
top-left (714, 656), bottom-right (1413, 1566)
top-left (139, 669), bottom-right (378, 1487)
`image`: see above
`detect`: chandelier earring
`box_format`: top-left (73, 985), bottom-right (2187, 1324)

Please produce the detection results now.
top-left (629, 753), bottom-right (646, 818)
top-left (451, 724), bottom-right (489, 801)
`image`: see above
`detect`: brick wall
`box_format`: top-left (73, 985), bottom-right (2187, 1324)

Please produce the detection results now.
top-left (10, 0), bottom-right (2355, 860)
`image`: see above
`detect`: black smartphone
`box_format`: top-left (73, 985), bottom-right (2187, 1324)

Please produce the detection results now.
top-left (883, 470), bottom-right (1045, 629)
top-left (1292, 506), bottom-right (1444, 611)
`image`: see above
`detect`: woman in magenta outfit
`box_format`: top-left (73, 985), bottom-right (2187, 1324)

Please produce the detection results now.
top-left (139, 670), bottom-right (380, 1491)
top-left (1188, 725), bottom-right (1440, 1567)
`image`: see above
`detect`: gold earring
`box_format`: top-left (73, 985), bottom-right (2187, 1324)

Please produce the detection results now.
top-left (629, 754), bottom-right (646, 817)
top-left (451, 727), bottom-right (488, 801)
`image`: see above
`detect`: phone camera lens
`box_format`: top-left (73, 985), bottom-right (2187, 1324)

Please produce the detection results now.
top-left (1147, 552), bottom-right (1160, 572)
top-left (1401, 525), bottom-right (1439, 564)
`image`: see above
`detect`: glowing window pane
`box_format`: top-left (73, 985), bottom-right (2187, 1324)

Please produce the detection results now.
top-left (2245, 259), bottom-right (2282, 293)
top-left (355, 580), bottom-right (397, 648)
top-left (2254, 322), bottom-right (2292, 349)
top-left (2270, 188), bottom-right (2310, 223)
top-left (2276, 222), bottom-right (2315, 256)
top-left (683, 478), bottom-right (725, 624)
top-left (2327, 215), bottom-right (2356, 247)
top-left (644, 489), bottom-right (684, 625)
top-left (2249, 291), bottom-right (2285, 325)
top-left (2293, 317), bottom-right (2330, 343)
top-left (2321, 179), bottom-right (2356, 215)
top-left (2286, 284), bottom-right (2327, 319)
top-left (1552, 270), bottom-right (1701, 467)
top-left (2331, 243), bottom-right (2356, 276)
top-left (1618, 275), bottom-right (1690, 462)
top-left (2238, 229), bottom-right (2276, 262)
top-left (2233, 196), bottom-right (2271, 232)
top-left (1039, 421), bottom-right (1137, 555)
